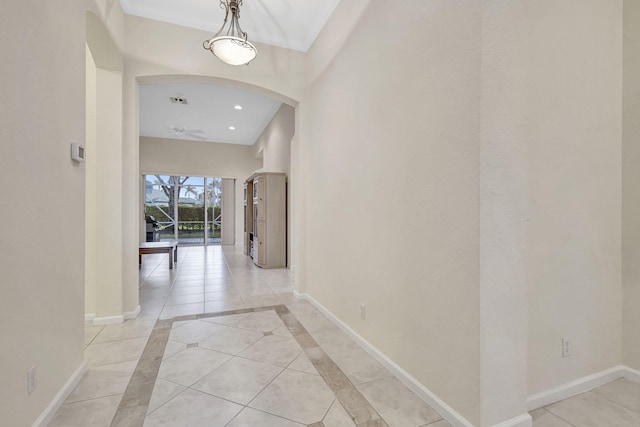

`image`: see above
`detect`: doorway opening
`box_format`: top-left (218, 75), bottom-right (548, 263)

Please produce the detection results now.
top-left (144, 174), bottom-right (224, 246)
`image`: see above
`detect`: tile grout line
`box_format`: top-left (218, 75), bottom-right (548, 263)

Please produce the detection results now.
top-left (275, 306), bottom-right (388, 427)
top-left (107, 304), bottom-right (285, 426)
top-left (589, 386), bottom-right (640, 417)
top-left (109, 317), bottom-right (172, 427)
top-left (108, 302), bottom-right (388, 427)
top-left (540, 407), bottom-right (577, 427)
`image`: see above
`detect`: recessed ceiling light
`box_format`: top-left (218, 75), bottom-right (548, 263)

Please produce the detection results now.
top-left (229, 126), bottom-right (236, 130)
top-left (234, 105), bottom-right (243, 110)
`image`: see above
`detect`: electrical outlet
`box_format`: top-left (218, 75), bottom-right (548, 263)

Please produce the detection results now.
top-left (562, 337), bottom-right (571, 358)
top-left (360, 304), bottom-right (366, 320)
top-left (27, 365), bottom-right (37, 394)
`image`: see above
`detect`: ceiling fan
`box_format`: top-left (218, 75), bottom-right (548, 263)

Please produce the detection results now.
top-left (167, 125), bottom-right (207, 140)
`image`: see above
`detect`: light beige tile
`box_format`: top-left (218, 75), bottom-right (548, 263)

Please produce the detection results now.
top-left (139, 295), bottom-right (168, 309)
top-left (49, 394), bottom-right (122, 427)
top-left (272, 324), bottom-right (294, 338)
top-left (205, 298), bottom-right (246, 313)
top-left (311, 328), bottom-right (361, 355)
top-left (65, 360), bottom-right (137, 403)
top-left (237, 286), bottom-right (275, 298)
top-left (330, 348), bottom-right (392, 385)
top-left (286, 301), bottom-right (321, 317)
top-left (249, 369), bottom-right (335, 425)
top-left (159, 303), bottom-right (204, 320)
top-left (143, 388), bottom-right (242, 426)
top-left (546, 391), bottom-right (640, 427)
top-left (274, 292), bottom-right (298, 304)
top-left (85, 337), bottom-right (148, 367)
top-left (243, 294), bottom-right (285, 308)
top-left (84, 323), bottom-right (104, 345)
top-left (158, 347), bottom-right (231, 386)
top-left (199, 312), bottom-right (253, 325)
top-left (171, 280), bottom-right (205, 288)
top-left (297, 313), bottom-right (337, 334)
top-left (530, 408), bottom-right (573, 427)
top-left (162, 340), bottom-right (188, 359)
top-left (235, 310), bottom-right (285, 333)
top-left (168, 319), bottom-right (225, 344)
top-left (167, 286), bottom-right (204, 296)
top-left (266, 281), bottom-right (296, 294)
top-left (205, 289), bottom-right (240, 302)
top-left (164, 292), bottom-right (205, 306)
top-left (227, 407), bottom-right (305, 427)
top-left (592, 378), bottom-right (640, 413)
top-left (146, 378), bottom-right (187, 415)
top-left (137, 306), bottom-right (163, 321)
top-left (357, 377), bottom-right (442, 427)
top-left (193, 357), bottom-right (283, 404)
top-left (171, 320), bottom-right (191, 329)
top-left (92, 320), bottom-right (156, 344)
top-left (239, 335), bottom-right (302, 367)
top-left (425, 420), bottom-right (453, 427)
top-left (324, 399), bottom-right (357, 426)
top-left (199, 325), bottom-right (264, 355)
top-left (288, 352), bottom-right (319, 376)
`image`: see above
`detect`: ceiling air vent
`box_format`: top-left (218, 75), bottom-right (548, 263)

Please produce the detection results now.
top-left (170, 97), bottom-right (188, 105)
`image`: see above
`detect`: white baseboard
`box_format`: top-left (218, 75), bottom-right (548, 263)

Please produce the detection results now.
top-left (297, 293), bottom-right (475, 427)
top-left (92, 305), bottom-right (141, 325)
top-left (622, 365), bottom-right (640, 382)
top-left (84, 313), bottom-right (96, 322)
top-left (32, 360), bottom-right (88, 427)
top-left (123, 305), bottom-right (141, 320)
top-left (493, 414), bottom-right (532, 427)
top-left (527, 365), bottom-right (624, 411)
top-left (92, 314), bottom-right (124, 326)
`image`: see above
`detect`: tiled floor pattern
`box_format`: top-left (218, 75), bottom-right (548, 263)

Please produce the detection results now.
top-left (530, 378), bottom-right (640, 427)
top-left (112, 304), bottom-right (447, 426)
top-left (53, 245), bottom-right (640, 426)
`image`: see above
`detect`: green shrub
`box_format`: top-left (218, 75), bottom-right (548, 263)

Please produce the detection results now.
top-left (145, 205), bottom-right (222, 232)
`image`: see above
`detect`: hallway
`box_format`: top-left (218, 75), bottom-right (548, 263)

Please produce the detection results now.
top-left (48, 246), bottom-right (640, 426)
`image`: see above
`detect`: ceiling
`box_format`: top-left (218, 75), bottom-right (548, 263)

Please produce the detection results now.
top-left (119, 0), bottom-right (341, 52)
top-left (139, 83), bottom-right (282, 145)
top-left (126, 0), bottom-right (338, 145)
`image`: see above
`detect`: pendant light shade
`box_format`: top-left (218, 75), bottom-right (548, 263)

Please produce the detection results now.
top-left (203, 0), bottom-right (257, 66)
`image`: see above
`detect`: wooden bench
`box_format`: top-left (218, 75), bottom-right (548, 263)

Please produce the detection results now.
top-left (139, 240), bottom-right (178, 269)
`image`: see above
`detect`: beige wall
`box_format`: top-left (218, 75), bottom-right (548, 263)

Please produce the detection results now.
top-left (94, 68), bottom-right (125, 319)
top-left (0, 0), bottom-right (86, 424)
top-left (527, 0), bottom-right (623, 395)
top-left (254, 103), bottom-right (295, 265)
top-left (623, 0), bottom-right (640, 371)
top-left (86, 45), bottom-right (98, 316)
top-left (85, 9), bottom-right (128, 322)
top-left (479, 2), bottom-right (529, 424)
top-left (254, 104), bottom-right (294, 174)
top-left (140, 137), bottom-right (262, 244)
top-left (305, 1), bottom-right (481, 423)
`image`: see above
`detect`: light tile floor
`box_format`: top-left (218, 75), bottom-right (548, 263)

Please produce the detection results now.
top-left (52, 245), bottom-right (640, 427)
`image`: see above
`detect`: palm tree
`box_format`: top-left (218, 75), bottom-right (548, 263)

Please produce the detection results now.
top-left (154, 175), bottom-right (190, 221)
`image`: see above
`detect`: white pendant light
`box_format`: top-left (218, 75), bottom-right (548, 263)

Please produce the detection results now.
top-left (203, 0), bottom-right (257, 66)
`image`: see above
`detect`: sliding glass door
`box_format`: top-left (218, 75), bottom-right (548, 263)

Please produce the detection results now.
top-left (144, 174), bottom-right (224, 246)
top-left (177, 177), bottom-right (206, 245)
top-left (207, 177), bottom-right (222, 245)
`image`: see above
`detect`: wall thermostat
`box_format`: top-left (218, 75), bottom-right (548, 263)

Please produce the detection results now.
top-left (70, 143), bottom-right (85, 162)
